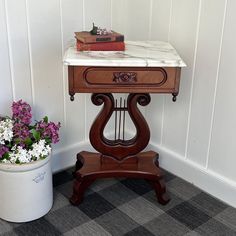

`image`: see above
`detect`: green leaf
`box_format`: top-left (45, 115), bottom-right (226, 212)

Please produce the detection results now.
top-left (14, 138), bottom-right (21, 145)
top-left (31, 129), bottom-right (40, 141)
top-left (40, 155), bottom-right (46, 160)
top-left (6, 142), bottom-right (12, 148)
top-left (43, 116), bottom-right (48, 123)
top-left (3, 152), bottom-right (10, 160)
top-left (25, 137), bottom-right (33, 146)
top-left (29, 125), bottom-right (35, 130)
top-left (45, 137), bottom-right (51, 144)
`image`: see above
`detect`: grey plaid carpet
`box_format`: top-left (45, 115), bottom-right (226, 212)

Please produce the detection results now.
top-left (1, 167), bottom-right (236, 236)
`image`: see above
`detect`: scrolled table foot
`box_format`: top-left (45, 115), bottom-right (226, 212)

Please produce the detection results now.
top-left (70, 176), bottom-right (94, 205)
top-left (72, 153), bottom-right (84, 178)
top-left (150, 178), bottom-right (170, 205)
top-left (70, 178), bottom-right (83, 205)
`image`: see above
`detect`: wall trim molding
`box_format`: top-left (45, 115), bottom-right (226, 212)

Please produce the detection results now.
top-left (51, 140), bottom-right (91, 173)
top-left (51, 132), bottom-right (115, 173)
top-left (149, 142), bottom-right (236, 208)
top-left (51, 137), bottom-right (236, 208)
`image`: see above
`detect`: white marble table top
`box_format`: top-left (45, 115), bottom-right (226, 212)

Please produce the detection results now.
top-left (63, 41), bottom-right (186, 67)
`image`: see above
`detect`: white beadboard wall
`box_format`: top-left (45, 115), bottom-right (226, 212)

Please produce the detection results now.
top-left (1, 0), bottom-right (236, 207)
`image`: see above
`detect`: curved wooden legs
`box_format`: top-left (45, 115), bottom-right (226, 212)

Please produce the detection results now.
top-left (150, 156), bottom-right (170, 205)
top-left (70, 177), bottom-right (94, 205)
top-left (70, 151), bottom-right (170, 205)
top-left (70, 93), bottom-right (170, 206)
top-left (70, 153), bottom-right (94, 204)
top-left (89, 93), bottom-right (151, 161)
top-left (148, 178), bottom-right (170, 205)
top-left (72, 153), bottom-right (84, 177)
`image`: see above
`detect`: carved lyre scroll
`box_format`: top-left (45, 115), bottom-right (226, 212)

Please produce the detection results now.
top-left (89, 93), bottom-right (151, 161)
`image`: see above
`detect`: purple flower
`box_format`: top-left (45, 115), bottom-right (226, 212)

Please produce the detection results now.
top-left (0, 100), bottom-right (61, 164)
top-left (12, 100), bottom-right (32, 125)
top-left (0, 145), bottom-right (9, 158)
top-left (36, 121), bottom-right (61, 144)
top-left (13, 123), bottom-right (30, 146)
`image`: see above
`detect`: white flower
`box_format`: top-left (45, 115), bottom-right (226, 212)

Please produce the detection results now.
top-left (1, 139), bottom-right (51, 164)
top-left (0, 118), bottom-right (13, 144)
top-left (1, 159), bottom-right (11, 164)
top-left (17, 147), bottom-right (31, 163)
top-left (8, 152), bottom-right (18, 163)
top-left (28, 139), bottom-right (51, 161)
top-left (8, 146), bottom-right (31, 164)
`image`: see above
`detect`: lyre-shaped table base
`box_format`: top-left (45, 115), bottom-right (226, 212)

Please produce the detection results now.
top-left (70, 93), bottom-right (170, 205)
top-left (70, 151), bottom-right (170, 205)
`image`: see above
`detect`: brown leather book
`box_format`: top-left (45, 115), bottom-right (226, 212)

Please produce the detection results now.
top-left (76, 40), bottom-right (125, 51)
top-left (75, 31), bottom-right (124, 44)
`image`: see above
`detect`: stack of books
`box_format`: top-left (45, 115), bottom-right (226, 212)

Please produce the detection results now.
top-left (74, 31), bottom-right (125, 51)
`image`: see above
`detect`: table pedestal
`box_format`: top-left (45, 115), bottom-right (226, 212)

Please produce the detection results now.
top-left (70, 93), bottom-right (170, 205)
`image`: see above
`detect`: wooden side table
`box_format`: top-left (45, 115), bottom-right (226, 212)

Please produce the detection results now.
top-left (64, 41), bottom-right (186, 205)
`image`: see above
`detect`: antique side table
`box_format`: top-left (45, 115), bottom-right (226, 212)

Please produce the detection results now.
top-left (63, 41), bottom-right (186, 205)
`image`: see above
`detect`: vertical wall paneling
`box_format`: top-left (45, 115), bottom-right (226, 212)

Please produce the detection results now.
top-left (84, 0), bottom-right (111, 31)
top-left (147, 0), bottom-right (172, 144)
top-left (25, 0), bottom-right (35, 107)
top-left (0, 0), bottom-right (13, 115)
top-left (148, 0), bottom-right (153, 40)
top-left (161, 0), bottom-right (200, 155)
top-left (208, 0), bottom-right (236, 180)
top-left (186, 0), bottom-right (226, 166)
top-left (60, 0), bottom-right (86, 145)
top-left (113, 0), bottom-right (155, 40)
top-left (5, 0), bottom-right (32, 103)
top-left (1, 0), bottom-right (236, 205)
top-left (84, 0), bottom-right (112, 138)
top-left (124, 0), bottom-right (151, 40)
top-left (184, 0), bottom-right (202, 158)
top-left (150, 0), bottom-right (172, 41)
top-left (110, 0), bottom-right (113, 30)
top-left (60, 0), bottom-right (84, 49)
top-left (112, 0), bottom-right (151, 40)
top-left (27, 0), bottom-right (64, 150)
top-left (111, 0), bottom-right (126, 33)
top-left (85, 94), bottom-right (101, 140)
top-left (147, 94), bottom-right (165, 145)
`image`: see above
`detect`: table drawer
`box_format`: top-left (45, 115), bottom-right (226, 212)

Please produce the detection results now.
top-left (69, 66), bottom-right (181, 95)
top-left (84, 67), bottom-right (167, 85)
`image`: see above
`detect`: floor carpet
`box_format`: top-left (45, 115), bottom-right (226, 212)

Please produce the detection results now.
top-left (1, 167), bottom-right (236, 236)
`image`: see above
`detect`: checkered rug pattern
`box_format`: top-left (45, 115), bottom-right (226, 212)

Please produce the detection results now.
top-left (1, 167), bottom-right (236, 236)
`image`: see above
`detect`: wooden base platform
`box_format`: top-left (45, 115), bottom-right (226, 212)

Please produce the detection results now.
top-left (70, 151), bottom-right (170, 205)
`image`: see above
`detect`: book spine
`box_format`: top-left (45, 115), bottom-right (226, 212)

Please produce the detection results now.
top-left (76, 41), bottom-right (125, 51)
top-left (76, 35), bottom-right (124, 44)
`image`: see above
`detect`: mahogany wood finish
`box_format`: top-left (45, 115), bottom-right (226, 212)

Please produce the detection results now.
top-left (68, 66), bottom-right (181, 101)
top-left (68, 65), bottom-right (182, 205)
top-left (70, 151), bottom-right (169, 205)
top-left (89, 93), bottom-right (150, 161)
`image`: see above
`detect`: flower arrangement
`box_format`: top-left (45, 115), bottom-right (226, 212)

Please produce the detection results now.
top-left (0, 100), bottom-right (60, 164)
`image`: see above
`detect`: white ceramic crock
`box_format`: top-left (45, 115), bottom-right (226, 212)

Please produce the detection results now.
top-left (0, 154), bottom-right (53, 223)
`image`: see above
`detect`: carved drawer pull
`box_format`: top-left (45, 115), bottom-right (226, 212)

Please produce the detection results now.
top-left (113, 72), bottom-right (137, 83)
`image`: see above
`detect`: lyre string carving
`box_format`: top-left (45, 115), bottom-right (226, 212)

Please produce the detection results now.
top-left (89, 93), bottom-right (151, 161)
top-left (114, 97), bottom-right (127, 141)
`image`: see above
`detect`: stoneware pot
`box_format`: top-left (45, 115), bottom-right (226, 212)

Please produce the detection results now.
top-left (0, 154), bottom-right (53, 223)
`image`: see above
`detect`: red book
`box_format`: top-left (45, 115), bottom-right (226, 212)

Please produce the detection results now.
top-left (75, 31), bottom-right (124, 44)
top-left (76, 40), bottom-right (125, 51)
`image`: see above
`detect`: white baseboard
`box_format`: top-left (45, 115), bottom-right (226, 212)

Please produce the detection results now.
top-left (50, 132), bottom-right (116, 173)
top-left (149, 142), bottom-right (236, 208)
top-left (51, 137), bottom-right (236, 208)
top-left (51, 140), bottom-right (91, 173)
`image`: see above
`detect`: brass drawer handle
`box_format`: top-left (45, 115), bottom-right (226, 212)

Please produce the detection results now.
top-left (113, 72), bottom-right (137, 83)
